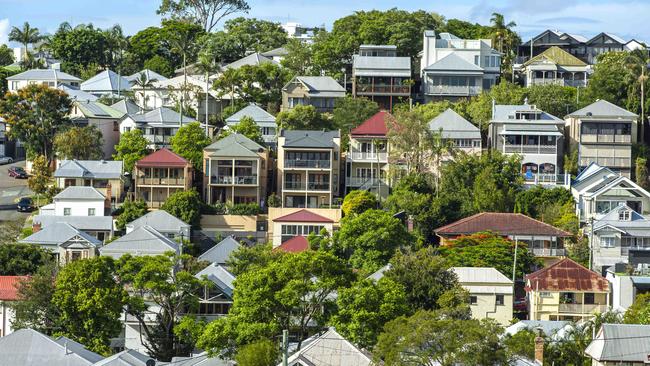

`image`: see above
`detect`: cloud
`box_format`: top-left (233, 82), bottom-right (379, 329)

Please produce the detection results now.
top-left (536, 16), bottom-right (601, 25)
top-left (0, 19), bottom-right (9, 45)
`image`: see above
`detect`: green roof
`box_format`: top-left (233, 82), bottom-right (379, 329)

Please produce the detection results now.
top-left (523, 46), bottom-right (587, 67)
top-left (75, 101), bottom-right (125, 119)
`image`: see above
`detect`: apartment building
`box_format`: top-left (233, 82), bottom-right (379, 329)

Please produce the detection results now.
top-left (278, 130), bottom-right (341, 208)
top-left (281, 76), bottom-right (346, 113)
top-left (134, 148), bottom-right (193, 208)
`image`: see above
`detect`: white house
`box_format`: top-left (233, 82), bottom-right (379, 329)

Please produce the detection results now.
top-left (20, 222), bottom-right (101, 265)
top-left (451, 267), bottom-right (514, 326)
top-left (605, 265), bottom-right (650, 312)
top-left (50, 186), bottom-right (106, 217)
top-left (119, 107), bottom-right (197, 149)
top-left (80, 69), bottom-right (131, 97)
top-left (5, 68), bottom-right (81, 92)
top-left (225, 103), bottom-right (277, 148)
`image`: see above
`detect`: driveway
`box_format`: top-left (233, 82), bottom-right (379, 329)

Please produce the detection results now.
top-left (0, 160), bottom-right (32, 222)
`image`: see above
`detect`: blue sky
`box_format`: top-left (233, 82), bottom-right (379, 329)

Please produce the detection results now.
top-left (0, 0), bottom-right (648, 45)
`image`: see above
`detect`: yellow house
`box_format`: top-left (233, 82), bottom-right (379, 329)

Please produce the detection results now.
top-left (451, 267), bottom-right (513, 326)
top-left (526, 258), bottom-right (610, 321)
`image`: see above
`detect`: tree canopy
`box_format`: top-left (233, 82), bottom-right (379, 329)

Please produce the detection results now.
top-left (157, 0), bottom-right (250, 32)
top-left (341, 190), bottom-right (379, 217)
top-left (54, 125), bottom-right (104, 160)
top-left (0, 244), bottom-right (52, 275)
top-left (161, 189), bottom-right (203, 227)
top-left (113, 129), bottom-right (149, 173)
top-left (170, 122), bottom-right (212, 171)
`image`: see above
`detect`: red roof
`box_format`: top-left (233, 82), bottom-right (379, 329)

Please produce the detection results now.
top-left (435, 212), bottom-right (572, 238)
top-left (136, 148), bottom-right (190, 168)
top-left (0, 276), bottom-right (28, 301)
top-left (274, 209), bottom-right (334, 223)
top-left (525, 258), bottom-right (609, 292)
top-left (350, 111), bottom-right (391, 137)
top-left (275, 236), bottom-right (310, 253)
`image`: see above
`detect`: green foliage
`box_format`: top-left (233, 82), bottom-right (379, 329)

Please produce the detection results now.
top-left (170, 122), bottom-right (212, 171)
top-left (49, 23), bottom-right (118, 75)
top-left (564, 148), bottom-right (579, 176)
top-left (219, 116), bottom-right (265, 146)
top-left (636, 157), bottom-right (649, 189)
top-left (467, 81), bottom-right (525, 133)
top-left (157, 0), bottom-right (250, 33)
top-left (332, 96), bottom-right (379, 150)
top-left (266, 193), bottom-right (281, 208)
top-left (9, 22), bottom-right (43, 69)
top-left (503, 328), bottom-right (537, 360)
top-left (227, 202), bottom-right (262, 215)
top-left (276, 105), bottom-right (330, 130)
top-left (0, 244), bottom-right (52, 275)
top-left (113, 129), bottom-right (149, 173)
top-left (566, 236), bottom-right (590, 268)
top-left (225, 243), bottom-right (279, 277)
top-left (582, 52), bottom-right (630, 108)
top-left (281, 38), bottom-right (314, 75)
top-left (161, 189), bottom-right (203, 227)
top-left (0, 220), bottom-right (23, 245)
top-left (53, 257), bottom-right (127, 355)
top-left (0, 44), bottom-right (14, 66)
top-left (624, 293), bottom-right (650, 324)
top-left (514, 185), bottom-right (574, 218)
top-left (54, 125), bottom-right (104, 160)
top-left (443, 19), bottom-right (492, 39)
top-left (526, 84), bottom-right (577, 118)
top-left (341, 190), bottom-right (378, 216)
top-left (235, 339), bottom-right (279, 366)
top-left (11, 263), bottom-right (60, 335)
top-left (28, 155), bottom-right (51, 197)
top-left (115, 199), bottom-right (148, 230)
top-left (144, 55), bottom-right (174, 77)
top-left (214, 63), bottom-right (293, 112)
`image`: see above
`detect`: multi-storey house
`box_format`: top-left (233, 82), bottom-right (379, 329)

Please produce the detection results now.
top-left (225, 103), bottom-right (277, 148)
top-left (119, 107), bottom-right (197, 149)
top-left (516, 46), bottom-right (589, 87)
top-left (134, 148), bottom-right (193, 208)
top-left (281, 76), bottom-right (346, 113)
top-left (54, 160), bottom-right (123, 204)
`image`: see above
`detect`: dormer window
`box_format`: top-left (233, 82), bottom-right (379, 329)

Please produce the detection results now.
top-left (619, 209), bottom-right (631, 221)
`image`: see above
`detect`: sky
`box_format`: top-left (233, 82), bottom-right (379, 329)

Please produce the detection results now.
top-left (0, 0), bottom-right (649, 46)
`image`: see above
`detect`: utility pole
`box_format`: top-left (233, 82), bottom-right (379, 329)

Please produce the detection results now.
top-left (512, 239), bottom-right (518, 284)
top-left (588, 217), bottom-right (594, 271)
top-left (282, 329), bottom-right (289, 366)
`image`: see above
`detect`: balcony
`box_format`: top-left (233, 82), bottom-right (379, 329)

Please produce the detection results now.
top-left (284, 181), bottom-right (330, 191)
top-left (558, 303), bottom-right (608, 314)
top-left (579, 156), bottom-right (631, 168)
top-left (137, 177), bottom-right (186, 186)
top-left (523, 174), bottom-right (569, 186)
top-left (347, 151), bottom-right (388, 163)
top-left (143, 135), bottom-right (172, 146)
top-left (504, 144), bottom-right (557, 154)
top-left (346, 177), bottom-right (387, 187)
top-left (531, 248), bottom-right (566, 257)
top-left (425, 85), bottom-right (481, 96)
top-left (581, 134), bottom-right (632, 144)
top-left (356, 84), bottom-right (410, 96)
top-left (210, 176), bottom-right (258, 185)
top-left (284, 159), bottom-right (331, 169)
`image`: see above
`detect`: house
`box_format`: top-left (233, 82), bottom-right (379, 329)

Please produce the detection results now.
top-left (571, 163), bottom-right (650, 222)
top-left (134, 148), bottom-right (193, 208)
top-left (31, 214), bottom-right (113, 243)
top-left (278, 130), bottom-right (341, 208)
top-left (351, 45), bottom-right (411, 111)
top-left (435, 212), bottom-right (571, 261)
top-left (80, 69), bottom-right (131, 97)
top-left (110, 99), bottom-right (141, 116)
top-left (488, 101), bottom-right (568, 185)
top-left (279, 328), bottom-right (372, 366)
top-left (200, 215), bottom-right (266, 244)
top-left (451, 267), bottom-right (513, 326)
top-left (281, 76), bottom-right (346, 113)
top-left (192, 263), bottom-right (235, 320)
top-left (222, 52), bottom-right (277, 71)
top-left (565, 100), bottom-right (638, 178)
top-left (125, 69), bottom-right (168, 85)
top-left (346, 111), bottom-right (391, 199)
top-left (606, 264), bottom-right (650, 311)
top-left (516, 46), bottom-right (589, 87)
top-left (261, 47), bottom-right (288, 63)
top-left (585, 323), bottom-right (650, 365)
top-left (54, 160), bottom-right (123, 203)
top-left (99, 226), bottom-right (179, 259)
top-left (203, 133), bottom-right (270, 205)
top-left (119, 107), bottom-right (197, 149)
top-left (525, 258), bottom-right (610, 321)
top-left (225, 103), bottom-right (277, 148)
top-left (198, 236), bottom-right (241, 265)
top-left (92, 349), bottom-right (156, 366)
top-left (57, 85), bottom-right (98, 102)
top-left (420, 30), bottom-right (501, 101)
top-left (126, 210), bottom-right (191, 240)
top-left (69, 101), bottom-right (124, 158)
top-left (20, 222), bottom-right (101, 265)
top-left (504, 320), bottom-right (571, 340)
top-left (6, 68), bottom-right (81, 92)
top-left (167, 353), bottom-right (233, 366)
top-left (269, 208), bottom-right (337, 247)
top-left (585, 33), bottom-right (631, 64)
top-left (0, 276), bottom-right (27, 338)
top-left (282, 22), bottom-right (320, 43)
top-left (428, 108), bottom-right (482, 155)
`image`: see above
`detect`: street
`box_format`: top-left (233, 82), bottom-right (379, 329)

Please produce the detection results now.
top-left (0, 160), bottom-right (32, 222)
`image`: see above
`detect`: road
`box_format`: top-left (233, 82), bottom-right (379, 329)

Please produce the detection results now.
top-left (0, 160), bottom-right (32, 222)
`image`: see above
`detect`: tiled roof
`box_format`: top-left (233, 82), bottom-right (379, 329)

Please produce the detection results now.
top-left (275, 236), bottom-right (309, 253)
top-left (351, 111), bottom-right (390, 136)
top-left (274, 210), bottom-right (334, 223)
top-left (0, 276), bottom-right (28, 301)
top-left (525, 258), bottom-right (609, 292)
top-left (136, 148), bottom-right (189, 167)
top-left (435, 212), bottom-right (572, 237)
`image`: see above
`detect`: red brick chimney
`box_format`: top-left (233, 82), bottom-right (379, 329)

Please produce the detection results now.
top-left (32, 222), bottom-right (41, 233)
top-left (534, 334), bottom-right (545, 365)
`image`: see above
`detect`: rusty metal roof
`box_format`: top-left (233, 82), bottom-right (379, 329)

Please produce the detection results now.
top-left (525, 258), bottom-right (609, 292)
top-left (435, 212), bottom-right (572, 237)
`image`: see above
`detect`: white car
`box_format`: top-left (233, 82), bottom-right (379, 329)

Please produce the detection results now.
top-left (0, 156), bottom-right (13, 165)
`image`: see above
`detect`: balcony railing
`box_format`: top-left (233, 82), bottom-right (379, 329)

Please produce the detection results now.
top-left (284, 181), bottom-right (330, 191)
top-left (285, 160), bottom-right (331, 169)
top-left (356, 84), bottom-right (410, 95)
top-left (523, 174), bottom-right (569, 186)
top-left (137, 177), bottom-right (186, 186)
top-left (558, 303), bottom-right (608, 314)
top-left (425, 85), bottom-right (482, 96)
top-left (143, 135), bottom-right (172, 145)
top-left (284, 181), bottom-right (305, 190)
top-left (346, 177), bottom-right (387, 187)
top-left (531, 248), bottom-right (566, 257)
top-left (210, 176), bottom-right (258, 185)
top-left (581, 134), bottom-right (632, 144)
top-left (579, 156), bottom-right (631, 168)
top-left (504, 144), bottom-right (557, 154)
top-left (347, 151), bottom-right (388, 162)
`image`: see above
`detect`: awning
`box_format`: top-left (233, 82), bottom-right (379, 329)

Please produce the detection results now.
top-left (632, 276), bottom-right (650, 290)
top-left (499, 130), bottom-right (563, 136)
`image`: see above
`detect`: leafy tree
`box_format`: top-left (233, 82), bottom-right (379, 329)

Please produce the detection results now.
top-left (170, 122), bottom-right (211, 171)
top-left (115, 199), bottom-right (148, 230)
top-left (113, 129), bottom-right (149, 173)
top-left (144, 55), bottom-right (174, 78)
top-left (438, 232), bottom-right (540, 281)
top-left (624, 292), bottom-right (650, 324)
top-left (11, 263), bottom-right (60, 335)
top-left (526, 84), bottom-right (577, 119)
top-left (503, 328), bottom-right (537, 360)
top-left (467, 81), bottom-right (525, 134)
top-left (276, 105), bottom-right (330, 130)
top-left (637, 157), bottom-right (649, 189)
top-left (0, 84), bottom-right (72, 162)
top-left (8, 22), bottom-right (43, 68)
top-left (332, 209), bottom-right (413, 273)
top-left (514, 185), bottom-right (574, 219)
top-left (161, 189), bottom-right (203, 227)
top-left (566, 236), bottom-right (590, 268)
top-left (0, 44), bottom-right (15, 66)
top-left (266, 193), bottom-right (281, 208)
top-left (52, 257), bottom-right (126, 355)
top-left (341, 190), bottom-right (378, 216)
top-left (332, 96), bottom-right (380, 150)
top-left (48, 23), bottom-right (109, 75)
top-left (443, 19), bottom-right (492, 40)
top-left (624, 50), bottom-right (650, 137)
top-left (28, 155), bottom-right (51, 205)
top-left (225, 242), bottom-right (279, 277)
top-left (281, 38), bottom-right (314, 75)
top-left (0, 220), bottom-right (23, 245)
top-left (489, 13), bottom-right (520, 73)
top-left (387, 108), bottom-right (434, 174)
top-left (374, 310), bottom-right (507, 366)
top-left (235, 339), bottom-right (279, 366)
top-left (219, 116), bottom-right (265, 146)
top-left (157, 0), bottom-right (250, 32)
top-left (214, 63), bottom-right (293, 112)
top-left (54, 125), bottom-right (103, 160)
top-left (0, 244), bottom-right (52, 275)
top-left (582, 52), bottom-right (630, 108)
top-left (331, 277), bottom-right (409, 348)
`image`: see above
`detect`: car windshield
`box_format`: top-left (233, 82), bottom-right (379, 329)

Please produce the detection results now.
top-left (15, 167), bottom-right (25, 172)
top-left (19, 198), bottom-right (31, 204)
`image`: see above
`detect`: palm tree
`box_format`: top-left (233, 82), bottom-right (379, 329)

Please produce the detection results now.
top-left (430, 129), bottom-right (457, 196)
top-left (9, 22), bottom-right (44, 68)
top-left (196, 53), bottom-right (221, 136)
top-left (489, 13), bottom-right (517, 53)
top-left (133, 72), bottom-right (154, 112)
top-left (103, 25), bottom-right (127, 72)
top-left (625, 50), bottom-right (649, 140)
top-left (168, 21), bottom-right (199, 126)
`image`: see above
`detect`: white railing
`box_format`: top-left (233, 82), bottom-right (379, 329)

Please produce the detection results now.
top-left (558, 304), bottom-right (608, 314)
top-left (347, 151), bottom-right (388, 162)
top-left (504, 144), bottom-right (557, 154)
top-left (211, 176), bottom-right (258, 185)
top-left (523, 174), bottom-right (569, 186)
top-left (531, 78), bottom-right (563, 85)
top-left (425, 85), bottom-right (482, 96)
top-left (346, 177), bottom-right (388, 187)
top-left (581, 134), bottom-right (631, 143)
top-left (532, 248), bottom-right (566, 257)
top-left (579, 157), bottom-right (631, 168)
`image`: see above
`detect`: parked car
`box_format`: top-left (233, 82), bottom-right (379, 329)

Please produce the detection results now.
top-left (17, 197), bottom-right (33, 212)
top-left (514, 297), bottom-right (528, 312)
top-left (0, 156), bottom-right (13, 165)
top-left (8, 166), bottom-right (27, 179)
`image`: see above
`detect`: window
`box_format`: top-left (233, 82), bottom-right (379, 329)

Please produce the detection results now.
top-left (496, 294), bottom-right (505, 306)
top-left (113, 121), bottom-right (119, 132)
top-left (474, 55), bottom-right (480, 66)
top-left (601, 237), bottom-right (615, 248)
top-left (584, 293), bottom-right (595, 305)
top-left (619, 210), bottom-right (631, 221)
top-left (540, 291), bottom-right (552, 298)
top-left (469, 295), bottom-right (478, 305)
top-left (64, 208), bottom-right (71, 216)
top-left (88, 208), bottom-right (96, 216)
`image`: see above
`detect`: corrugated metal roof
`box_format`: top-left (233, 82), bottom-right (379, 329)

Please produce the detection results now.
top-left (452, 267), bottom-right (513, 284)
top-left (352, 55), bottom-right (411, 77)
top-left (80, 70), bottom-right (131, 93)
top-left (492, 104), bottom-right (563, 122)
top-left (6, 68), bottom-right (81, 82)
top-left (126, 69), bottom-right (168, 84)
top-left (205, 133), bottom-right (265, 158)
top-left (195, 263), bottom-right (236, 298)
top-left (54, 160), bottom-right (123, 179)
top-left (567, 99), bottom-right (638, 118)
top-left (525, 258), bottom-right (609, 292)
top-left (423, 52), bottom-right (484, 72)
top-left (130, 107), bottom-right (196, 126)
top-left (225, 103), bottom-right (276, 124)
top-left (58, 85), bottom-right (98, 102)
top-left (585, 324), bottom-right (650, 362)
top-left (19, 222), bottom-right (101, 248)
top-left (126, 210), bottom-right (190, 234)
top-left (0, 329), bottom-right (103, 366)
top-left (281, 130), bottom-right (339, 148)
top-left (110, 99), bottom-right (140, 116)
top-left (223, 52), bottom-right (277, 70)
top-left (92, 349), bottom-right (154, 366)
top-left (274, 209), bottom-right (334, 223)
top-left (198, 236), bottom-right (241, 264)
top-left (33, 215), bottom-right (113, 232)
top-left (436, 212), bottom-right (572, 237)
top-left (351, 111), bottom-right (390, 137)
top-left (428, 108), bottom-right (480, 139)
top-left (99, 226), bottom-right (179, 259)
top-left (523, 46), bottom-right (587, 67)
top-left (281, 328), bottom-right (371, 366)
top-left (54, 186), bottom-right (105, 200)
top-left (292, 76), bottom-right (345, 94)
top-left (275, 235), bottom-right (309, 253)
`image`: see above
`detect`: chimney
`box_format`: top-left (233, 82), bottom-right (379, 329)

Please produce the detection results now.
top-left (407, 215), bottom-right (414, 232)
top-left (105, 183), bottom-right (112, 209)
top-left (32, 222), bottom-right (42, 233)
top-left (534, 328), bottom-right (544, 365)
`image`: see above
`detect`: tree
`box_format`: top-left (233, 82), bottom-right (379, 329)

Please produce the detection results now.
top-left (503, 328), bottom-right (537, 360)
top-left (225, 242), bottom-right (279, 277)
top-left (0, 44), bottom-right (15, 66)
top-left (624, 293), bottom-right (650, 324)
top-left (276, 105), bottom-right (330, 130)
top-left (219, 116), bottom-right (265, 146)
top-left (11, 263), bottom-right (60, 335)
top-left (115, 199), bottom-right (148, 230)
top-left (28, 155), bottom-right (51, 206)
top-left (132, 72), bottom-right (154, 111)
top-left (161, 189), bottom-right (202, 227)
top-left (158, 0), bottom-right (250, 32)
top-left (48, 23), bottom-right (109, 75)
top-left (582, 52), bottom-right (630, 108)
top-left (514, 185), bottom-right (575, 219)
top-left (54, 125), bottom-right (103, 160)
top-left (341, 190), bottom-right (378, 216)
top-left (0, 84), bottom-right (72, 162)
top-left (214, 63), bottom-right (293, 112)
top-left (0, 244), bottom-right (52, 275)
top-left (144, 55), bottom-right (174, 78)
top-left (113, 129), bottom-right (149, 173)
top-left (52, 257), bottom-right (126, 355)
top-left (332, 96), bottom-right (380, 150)
top-left (467, 81), bottom-right (525, 134)
top-left (8, 22), bottom-right (43, 67)
top-left (525, 84), bottom-right (577, 119)
top-left (235, 339), bottom-right (279, 366)
top-left (489, 13), bottom-right (519, 73)
top-left (331, 277), bottom-right (409, 348)
top-left (387, 109), bottom-right (435, 174)
top-left (637, 157), bottom-right (649, 189)
top-left (625, 50), bottom-right (649, 139)
top-left (170, 122), bottom-right (211, 171)
top-left (374, 310), bottom-right (507, 366)
top-left (331, 209), bottom-right (413, 273)
top-left (205, 17), bottom-right (287, 61)
top-left (281, 38), bottom-right (314, 75)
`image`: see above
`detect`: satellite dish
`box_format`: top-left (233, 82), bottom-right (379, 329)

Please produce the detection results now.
top-left (146, 359), bottom-right (156, 366)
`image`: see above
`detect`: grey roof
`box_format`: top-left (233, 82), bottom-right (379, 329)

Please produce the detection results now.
top-left (352, 55), bottom-right (411, 77)
top-left (492, 103), bottom-right (563, 122)
top-left (110, 99), bottom-right (141, 116)
top-left (54, 186), bottom-right (105, 201)
top-left (126, 210), bottom-right (190, 234)
top-left (168, 353), bottom-right (234, 366)
top-left (223, 52), bottom-right (277, 70)
top-left (585, 323), bottom-right (650, 362)
top-left (6, 68), bottom-right (81, 82)
top-left (53, 336), bottom-right (105, 364)
top-left (130, 107), bottom-right (195, 126)
top-left (291, 76), bottom-right (345, 96)
top-left (359, 44), bottom-right (397, 50)
top-left (567, 99), bottom-right (638, 119)
top-left (281, 130), bottom-right (339, 148)
top-left (261, 47), bottom-right (288, 57)
top-left (367, 264), bottom-right (391, 282)
top-left (573, 163), bottom-right (616, 187)
top-left (195, 263), bottom-right (236, 298)
top-left (54, 160), bottom-right (123, 179)
top-left (428, 108), bottom-right (480, 139)
top-left (281, 328), bottom-right (372, 366)
top-left (20, 222), bottom-right (101, 248)
top-left (81, 70), bottom-right (131, 93)
top-left (33, 215), bottom-right (114, 232)
top-left (504, 320), bottom-right (571, 338)
top-left (205, 133), bottom-right (265, 158)
top-left (58, 85), bottom-right (98, 102)
top-left (593, 205), bottom-right (650, 236)
top-left (126, 69), bottom-right (168, 84)
top-left (198, 236), bottom-right (241, 264)
top-left (99, 226), bottom-right (179, 259)
top-left (92, 349), bottom-right (154, 366)
top-left (225, 104), bottom-right (276, 127)
top-left (423, 52), bottom-right (484, 73)
top-left (0, 329), bottom-right (103, 366)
